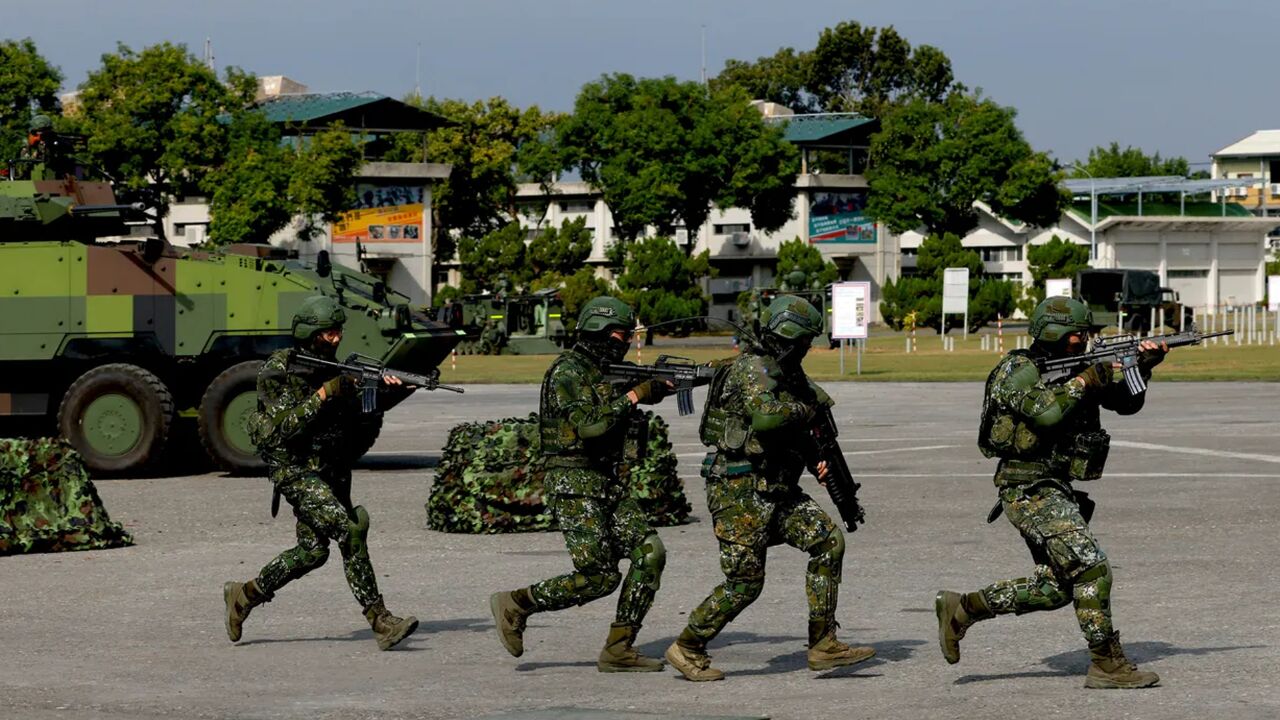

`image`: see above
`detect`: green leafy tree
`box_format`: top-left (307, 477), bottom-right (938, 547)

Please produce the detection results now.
top-left (1017, 236), bottom-right (1091, 315)
top-left (1072, 142), bottom-right (1191, 178)
top-left (775, 237), bottom-right (840, 287)
top-left (386, 95), bottom-right (560, 263)
top-left (527, 216), bottom-right (593, 276)
top-left (711, 22), bottom-right (955, 115)
top-left (454, 222), bottom-right (528, 294)
top-left (866, 92), bottom-right (1067, 237)
top-left (530, 266), bottom-right (613, 321)
top-left (74, 43), bottom-right (256, 209)
top-left (284, 127), bottom-right (363, 239)
top-left (556, 74), bottom-right (798, 245)
top-left (880, 233), bottom-right (1017, 331)
top-left (0, 38), bottom-right (62, 170)
top-left (615, 237), bottom-right (713, 339)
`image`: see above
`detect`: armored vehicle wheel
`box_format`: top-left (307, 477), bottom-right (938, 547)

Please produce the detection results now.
top-left (199, 361), bottom-right (266, 475)
top-left (348, 414), bottom-right (384, 463)
top-left (58, 364), bottom-right (174, 475)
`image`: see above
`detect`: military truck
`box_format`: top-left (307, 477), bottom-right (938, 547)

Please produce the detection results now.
top-left (0, 172), bottom-right (463, 476)
top-left (1076, 268), bottom-right (1194, 334)
top-left (441, 288), bottom-right (568, 355)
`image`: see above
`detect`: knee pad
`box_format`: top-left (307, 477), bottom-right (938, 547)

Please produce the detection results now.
top-left (726, 575), bottom-right (765, 606)
top-left (573, 570), bottom-right (622, 603)
top-left (340, 505), bottom-right (371, 559)
top-left (809, 529), bottom-right (845, 579)
top-left (1071, 561), bottom-right (1112, 612)
top-left (302, 545), bottom-right (331, 568)
top-left (1013, 564), bottom-right (1072, 613)
top-left (628, 534), bottom-right (666, 591)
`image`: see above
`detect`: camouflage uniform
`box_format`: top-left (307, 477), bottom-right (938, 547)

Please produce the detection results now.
top-left (936, 295), bottom-right (1162, 689)
top-left (667, 295), bottom-right (874, 681)
top-left (224, 295), bottom-right (417, 651)
top-left (490, 296), bottom-right (669, 672)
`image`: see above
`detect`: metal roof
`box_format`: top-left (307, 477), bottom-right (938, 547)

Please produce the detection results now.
top-left (774, 113), bottom-right (876, 144)
top-left (1062, 176), bottom-right (1258, 195)
top-left (1212, 129), bottom-right (1280, 157)
top-left (253, 92), bottom-right (448, 132)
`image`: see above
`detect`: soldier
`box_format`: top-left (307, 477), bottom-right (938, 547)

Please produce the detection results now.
top-left (665, 295), bottom-right (875, 682)
top-left (490, 296), bottom-right (673, 672)
top-left (935, 296), bottom-right (1166, 689)
top-left (223, 295), bottom-right (419, 651)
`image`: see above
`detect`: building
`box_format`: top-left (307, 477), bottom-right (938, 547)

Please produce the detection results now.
top-left (1211, 129), bottom-right (1280, 255)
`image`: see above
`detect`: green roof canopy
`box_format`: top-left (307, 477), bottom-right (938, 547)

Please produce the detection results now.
top-left (253, 92), bottom-right (448, 133)
top-left (774, 113), bottom-right (876, 145)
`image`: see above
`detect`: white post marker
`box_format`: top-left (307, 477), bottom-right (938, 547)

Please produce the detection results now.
top-left (830, 281), bottom-right (871, 376)
top-left (1045, 278), bottom-right (1073, 299)
top-left (942, 268), bottom-right (970, 340)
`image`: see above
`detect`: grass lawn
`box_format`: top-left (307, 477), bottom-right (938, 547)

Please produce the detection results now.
top-left (437, 333), bottom-right (1280, 384)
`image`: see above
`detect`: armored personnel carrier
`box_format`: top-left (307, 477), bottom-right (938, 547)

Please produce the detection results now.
top-left (0, 170), bottom-right (463, 475)
top-left (441, 288), bottom-right (568, 355)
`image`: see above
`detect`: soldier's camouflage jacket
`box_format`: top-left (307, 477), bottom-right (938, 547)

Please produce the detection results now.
top-left (979, 348), bottom-right (1147, 487)
top-left (700, 350), bottom-right (830, 492)
top-left (539, 348), bottom-right (639, 497)
top-left (248, 349), bottom-right (355, 483)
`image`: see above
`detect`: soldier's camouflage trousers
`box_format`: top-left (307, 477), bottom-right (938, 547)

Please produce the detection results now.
top-left (255, 472), bottom-right (381, 608)
top-left (528, 470), bottom-right (665, 627)
top-left (686, 470), bottom-right (844, 644)
top-left (980, 481), bottom-right (1114, 645)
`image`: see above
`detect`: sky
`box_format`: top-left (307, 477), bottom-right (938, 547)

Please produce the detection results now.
top-left (5, 0), bottom-right (1277, 167)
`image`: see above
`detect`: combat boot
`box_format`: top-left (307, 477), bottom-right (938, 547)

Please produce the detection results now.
top-left (664, 634), bottom-right (725, 682)
top-left (807, 622), bottom-right (876, 671)
top-left (935, 589), bottom-right (994, 664)
top-left (363, 597), bottom-right (419, 651)
top-left (223, 579), bottom-right (271, 643)
top-left (1084, 634), bottom-right (1160, 689)
top-left (490, 589), bottom-right (535, 657)
top-left (597, 622), bottom-right (664, 672)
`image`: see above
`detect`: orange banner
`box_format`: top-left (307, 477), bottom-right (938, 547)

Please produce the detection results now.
top-left (332, 203), bottom-right (424, 244)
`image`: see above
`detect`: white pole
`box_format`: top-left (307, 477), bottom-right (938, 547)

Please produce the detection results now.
top-left (857, 337), bottom-right (863, 375)
top-left (840, 338), bottom-right (846, 375)
top-left (1150, 307), bottom-right (1156, 337)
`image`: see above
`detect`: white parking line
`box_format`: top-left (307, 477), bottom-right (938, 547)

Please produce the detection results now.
top-left (676, 444), bottom-right (960, 460)
top-left (1112, 440), bottom-right (1280, 465)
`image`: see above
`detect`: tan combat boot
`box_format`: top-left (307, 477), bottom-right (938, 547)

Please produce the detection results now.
top-left (664, 636), bottom-right (725, 682)
top-left (490, 589), bottom-right (535, 657)
top-left (935, 589), bottom-right (994, 664)
top-left (807, 621), bottom-right (876, 671)
top-left (223, 579), bottom-right (271, 643)
top-left (597, 622), bottom-right (664, 672)
top-left (1084, 634), bottom-right (1160, 689)
top-left (363, 597), bottom-right (419, 651)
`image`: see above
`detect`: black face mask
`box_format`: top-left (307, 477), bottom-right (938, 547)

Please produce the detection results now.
top-left (576, 332), bottom-right (630, 365)
top-left (765, 333), bottom-right (810, 370)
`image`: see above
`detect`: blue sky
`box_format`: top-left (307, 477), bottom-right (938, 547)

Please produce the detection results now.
top-left (5, 0), bottom-right (1276, 166)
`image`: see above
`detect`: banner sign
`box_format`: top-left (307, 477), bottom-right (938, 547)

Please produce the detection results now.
top-left (809, 191), bottom-right (875, 244)
top-left (830, 281), bottom-right (871, 339)
top-left (333, 184), bottom-right (425, 244)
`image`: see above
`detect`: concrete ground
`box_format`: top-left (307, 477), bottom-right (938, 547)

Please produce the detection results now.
top-left (2, 382), bottom-right (1277, 720)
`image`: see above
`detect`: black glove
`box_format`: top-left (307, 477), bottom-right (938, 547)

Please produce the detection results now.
top-left (1075, 362), bottom-right (1113, 391)
top-left (1138, 345), bottom-right (1167, 370)
top-left (630, 379), bottom-right (672, 405)
top-left (320, 375), bottom-right (352, 399)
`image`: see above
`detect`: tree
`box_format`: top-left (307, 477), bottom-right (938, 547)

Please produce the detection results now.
top-left (711, 22), bottom-right (956, 115)
top-left (527, 216), bottom-right (593, 277)
top-left (879, 233), bottom-right (1018, 331)
top-left (74, 43), bottom-right (255, 208)
top-left (614, 237), bottom-right (713, 337)
top-left (866, 92), bottom-right (1067, 237)
top-left (0, 38), bottom-right (62, 171)
top-left (1017, 236), bottom-right (1091, 315)
top-left (454, 222), bottom-right (528, 295)
top-left (529, 267), bottom-right (612, 322)
top-left (775, 237), bottom-right (839, 286)
top-left (385, 96), bottom-right (560, 263)
top-left (1072, 142), bottom-right (1191, 179)
top-left (556, 74), bottom-right (798, 246)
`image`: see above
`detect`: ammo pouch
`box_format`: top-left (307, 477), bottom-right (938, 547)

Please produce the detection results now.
top-left (1065, 430), bottom-right (1110, 482)
top-left (700, 453), bottom-right (753, 479)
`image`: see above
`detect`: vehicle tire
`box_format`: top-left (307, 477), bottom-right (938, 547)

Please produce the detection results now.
top-left (348, 414), bottom-right (384, 464)
top-left (198, 360), bottom-right (266, 475)
top-left (1126, 313), bottom-right (1149, 335)
top-left (57, 363), bottom-right (174, 475)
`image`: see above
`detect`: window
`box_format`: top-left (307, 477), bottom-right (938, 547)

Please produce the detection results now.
top-left (901, 247), bottom-right (918, 257)
top-left (1168, 269), bottom-right (1209, 278)
top-left (977, 247), bottom-right (1023, 262)
top-left (1271, 160), bottom-right (1280, 183)
top-left (174, 222), bottom-right (208, 238)
top-left (713, 223), bottom-right (750, 235)
top-left (558, 201), bottom-right (594, 214)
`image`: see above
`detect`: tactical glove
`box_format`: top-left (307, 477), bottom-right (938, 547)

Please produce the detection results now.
top-left (1075, 362), bottom-right (1113, 390)
top-left (630, 379), bottom-right (672, 405)
top-left (321, 375), bottom-right (352, 399)
top-left (1138, 345), bottom-right (1167, 370)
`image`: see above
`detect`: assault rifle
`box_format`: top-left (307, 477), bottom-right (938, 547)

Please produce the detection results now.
top-left (1034, 329), bottom-right (1234, 395)
top-left (807, 406), bottom-right (865, 532)
top-left (605, 355), bottom-right (719, 415)
top-left (290, 352), bottom-right (464, 413)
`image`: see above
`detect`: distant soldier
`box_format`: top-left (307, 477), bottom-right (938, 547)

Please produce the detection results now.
top-left (490, 296), bottom-right (673, 672)
top-left (935, 296), bottom-right (1166, 689)
top-left (665, 295), bottom-right (875, 681)
top-left (223, 296), bottom-right (419, 651)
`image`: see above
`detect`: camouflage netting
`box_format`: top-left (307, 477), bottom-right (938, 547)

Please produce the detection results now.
top-left (427, 411), bottom-right (692, 533)
top-left (0, 438), bottom-right (134, 555)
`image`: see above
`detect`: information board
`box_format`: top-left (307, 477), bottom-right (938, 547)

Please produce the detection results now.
top-left (831, 281), bottom-right (871, 339)
top-left (1269, 275), bottom-right (1280, 311)
top-left (942, 268), bottom-right (970, 314)
top-left (1046, 278), bottom-right (1073, 299)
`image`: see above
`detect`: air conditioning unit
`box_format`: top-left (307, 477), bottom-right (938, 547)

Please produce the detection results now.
top-left (730, 231), bottom-right (750, 247)
top-left (674, 229), bottom-right (690, 245)
top-left (1270, 183), bottom-right (1280, 196)
top-left (1233, 187), bottom-right (1250, 197)
top-left (184, 225), bottom-right (207, 246)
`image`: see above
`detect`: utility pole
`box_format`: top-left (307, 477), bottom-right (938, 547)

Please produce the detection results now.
top-left (700, 25), bottom-right (707, 87)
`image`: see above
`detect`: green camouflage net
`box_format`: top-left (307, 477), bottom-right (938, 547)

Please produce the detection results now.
top-left (427, 411), bottom-right (692, 533)
top-left (0, 438), bottom-right (134, 554)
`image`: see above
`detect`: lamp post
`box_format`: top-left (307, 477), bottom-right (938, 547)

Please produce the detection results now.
top-left (1067, 165), bottom-right (1098, 264)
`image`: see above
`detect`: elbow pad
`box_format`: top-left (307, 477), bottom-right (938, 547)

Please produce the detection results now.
top-left (1020, 386), bottom-right (1077, 429)
top-left (751, 410), bottom-right (788, 432)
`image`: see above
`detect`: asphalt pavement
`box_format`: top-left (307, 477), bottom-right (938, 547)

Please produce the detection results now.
top-left (1, 382), bottom-right (1277, 720)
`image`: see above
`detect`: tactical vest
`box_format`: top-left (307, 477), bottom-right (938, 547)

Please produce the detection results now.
top-left (699, 362), bottom-right (753, 453)
top-left (539, 350), bottom-right (626, 462)
top-left (977, 350), bottom-right (1042, 460)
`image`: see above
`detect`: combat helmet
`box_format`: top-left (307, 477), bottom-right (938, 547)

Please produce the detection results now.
top-left (29, 114), bottom-right (52, 133)
top-left (292, 295), bottom-right (347, 341)
top-left (1028, 296), bottom-right (1098, 343)
top-left (763, 294), bottom-right (823, 342)
top-left (576, 296), bottom-right (636, 335)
